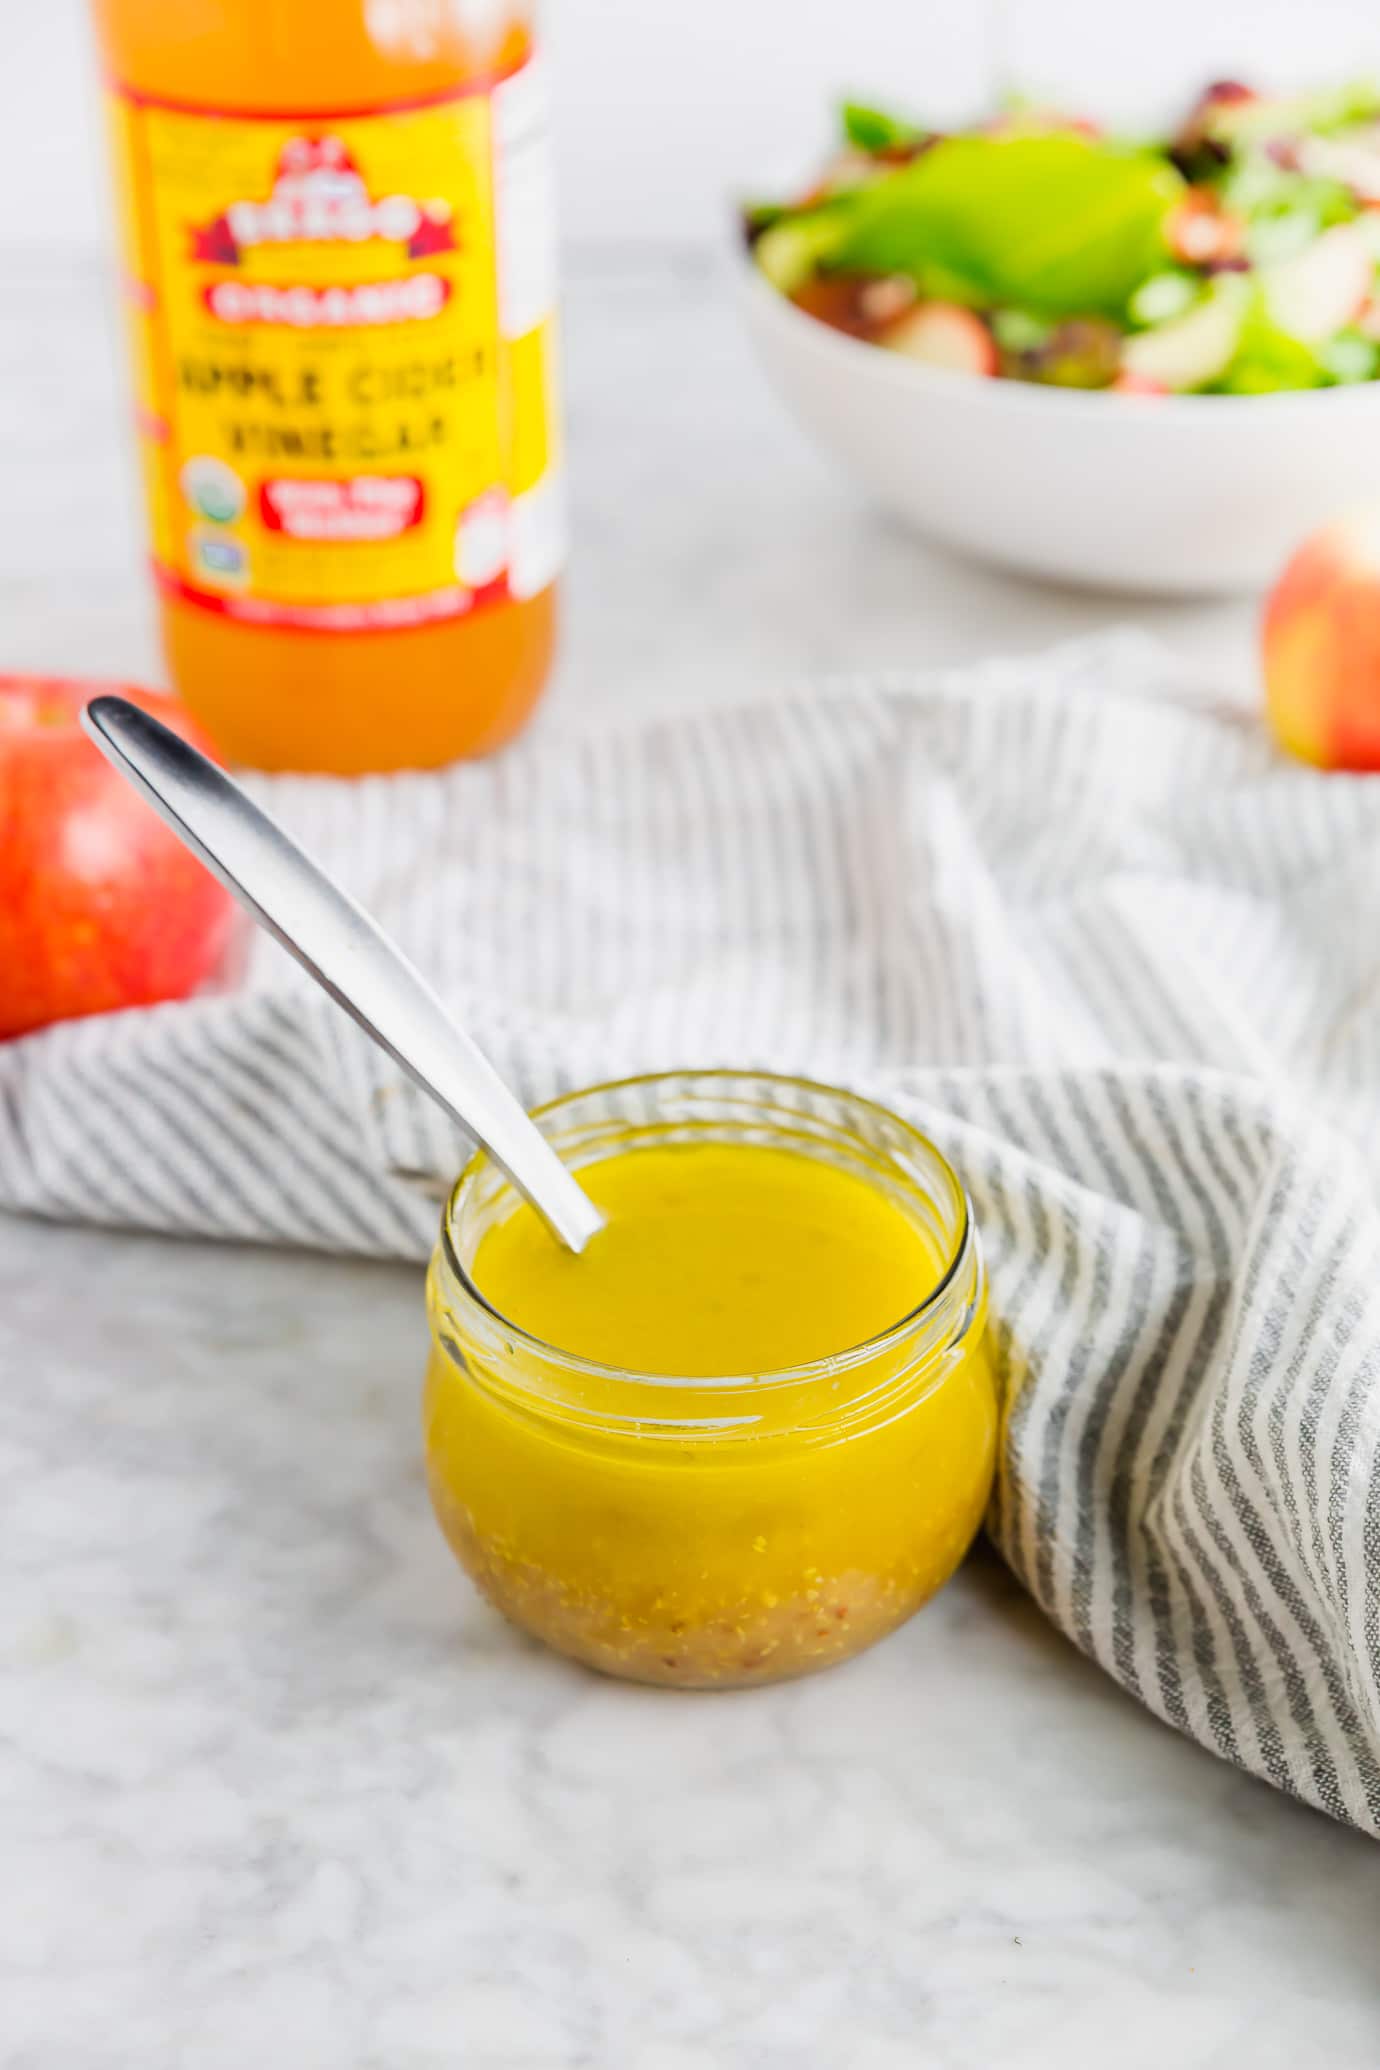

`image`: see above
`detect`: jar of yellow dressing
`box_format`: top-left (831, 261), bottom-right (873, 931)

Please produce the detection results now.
top-left (424, 1071), bottom-right (996, 1688)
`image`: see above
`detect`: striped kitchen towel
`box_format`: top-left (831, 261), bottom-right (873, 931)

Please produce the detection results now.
top-left (3, 629), bottom-right (1379, 1834)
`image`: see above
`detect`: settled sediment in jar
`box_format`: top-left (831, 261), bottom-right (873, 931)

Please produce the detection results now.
top-left (424, 1375), bottom-right (996, 1688)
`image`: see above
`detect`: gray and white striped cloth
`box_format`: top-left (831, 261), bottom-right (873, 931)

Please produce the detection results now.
top-left (5, 630), bottom-right (1380, 1834)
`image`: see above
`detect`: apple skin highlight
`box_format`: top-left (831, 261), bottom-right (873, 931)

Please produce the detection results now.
top-left (0, 677), bottom-right (237, 1039)
top-left (1264, 513), bottom-right (1380, 772)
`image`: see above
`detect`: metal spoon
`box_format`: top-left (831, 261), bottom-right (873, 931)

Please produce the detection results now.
top-left (81, 696), bottom-right (604, 1255)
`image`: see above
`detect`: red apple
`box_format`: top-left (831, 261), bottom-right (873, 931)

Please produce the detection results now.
top-left (1263, 514), bottom-right (1380, 770)
top-left (0, 676), bottom-right (237, 1038)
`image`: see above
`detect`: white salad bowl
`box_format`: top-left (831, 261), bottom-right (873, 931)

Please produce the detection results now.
top-left (740, 255), bottom-right (1380, 595)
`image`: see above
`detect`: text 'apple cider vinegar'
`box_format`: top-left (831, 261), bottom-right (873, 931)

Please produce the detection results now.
top-left (92, 0), bottom-right (561, 772)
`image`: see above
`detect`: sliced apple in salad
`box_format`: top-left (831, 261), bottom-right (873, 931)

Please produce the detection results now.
top-left (878, 302), bottom-right (998, 374)
top-left (1121, 277), bottom-right (1251, 390)
top-left (1261, 223), bottom-right (1373, 343)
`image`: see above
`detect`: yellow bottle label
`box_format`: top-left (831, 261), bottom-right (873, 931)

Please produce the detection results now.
top-left (108, 57), bottom-right (562, 632)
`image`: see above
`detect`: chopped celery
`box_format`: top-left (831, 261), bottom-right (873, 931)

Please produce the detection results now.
top-left (1319, 332), bottom-right (1379, 382)
top-left (991, 308), bottom-right (1053, 353)
top-left (1128, 271), bottom-right (1201, 325)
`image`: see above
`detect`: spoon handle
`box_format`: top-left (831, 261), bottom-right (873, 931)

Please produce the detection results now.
top-left (82, 696), bottom-right (603, 1255)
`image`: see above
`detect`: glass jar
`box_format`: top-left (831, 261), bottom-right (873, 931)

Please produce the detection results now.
top-left (424, 1072), bottom-right (997, 1689)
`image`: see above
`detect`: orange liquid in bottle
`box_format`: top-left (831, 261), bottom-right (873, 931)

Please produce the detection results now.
top-left (92, 0), bottom-right (558, 773)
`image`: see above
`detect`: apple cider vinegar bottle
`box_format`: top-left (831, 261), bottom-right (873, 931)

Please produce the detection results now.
top-left (91, 0), bottom-right (561, 773)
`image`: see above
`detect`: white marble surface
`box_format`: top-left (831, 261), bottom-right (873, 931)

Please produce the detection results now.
top-left (3, 248), bottom-right (1377, 2067)
top-left (0, 245), bottom-right (1256, 718)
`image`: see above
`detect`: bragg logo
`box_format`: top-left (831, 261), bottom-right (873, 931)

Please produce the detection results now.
top-left (189, 135), bottom-right (457, 267)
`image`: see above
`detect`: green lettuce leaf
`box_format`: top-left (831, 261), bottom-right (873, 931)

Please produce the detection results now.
top-left (1211, 298), bottom-right (1328, 393)
top-left (752, 207), bottom-right (854, 295)
top-left (828, 133), bottom-right (1185, 317)
top-left (840, 101), bottom-right (924, 155)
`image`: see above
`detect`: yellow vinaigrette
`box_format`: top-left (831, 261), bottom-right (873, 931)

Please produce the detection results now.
top-left (424, 1077), bottom-right (997, 1688)
top-left (474, 1143), bottom-right (945, 1376)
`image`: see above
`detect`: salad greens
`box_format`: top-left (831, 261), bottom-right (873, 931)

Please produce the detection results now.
top-left (747, 80), bottom-right (1380, 394)
top-left (839, 100), bottom-right (926, 156)
top-left (830, 135), bottom-right (1185, 317)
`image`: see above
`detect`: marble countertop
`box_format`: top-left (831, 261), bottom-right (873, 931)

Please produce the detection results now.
top-left (3, 248), bottom-right (1376, 2069)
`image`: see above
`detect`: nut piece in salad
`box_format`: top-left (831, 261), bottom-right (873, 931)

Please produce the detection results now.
top-left (745, 80), bottom-right (1380, 394)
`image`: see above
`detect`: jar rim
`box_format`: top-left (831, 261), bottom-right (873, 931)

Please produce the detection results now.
top-left (437, 1069), bottom-right (978, 1394)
